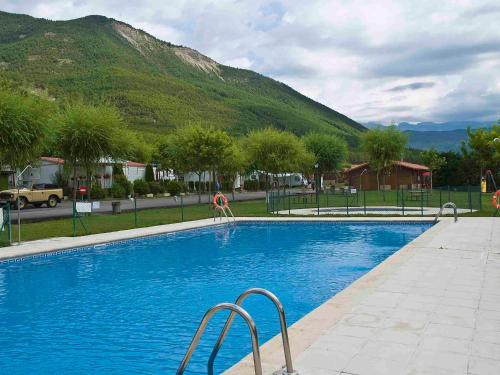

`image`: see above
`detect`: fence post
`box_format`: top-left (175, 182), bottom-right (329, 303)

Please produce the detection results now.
top-left (468, 185), bottom-right (472, 213)
top-left (134, 196), bottom-right (138, 227)
top-left (439, 189), bottom-right (442, 208)
top-left (396, 188), bottom-right (399, 207)
top-left (363, 190), bottom-right (367, 215)
top-left (448, 185), bottom-right (451, 202)
top-left (402, 188), bottom-right (405, 216)
top-left (479, 186), bottom-right (482, 211)
top-left (288, 193), bottom-right (291, 215)
top-left (346, 194), bottom-right (349, 216)
top-left (72, 201), bottom-right (76, 237)
top-left (181, 195), bottom-right (184, 222)
top-left (420, 188), bottom-right (424, 216)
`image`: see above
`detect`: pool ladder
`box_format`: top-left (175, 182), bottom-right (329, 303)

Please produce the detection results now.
top-left (176, 288), bottom-right (298, 375)
top-left (435, 202), bottom-right (458, 223)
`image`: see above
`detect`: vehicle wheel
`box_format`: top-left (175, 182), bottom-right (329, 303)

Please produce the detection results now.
top-left (47, 195), bottom-right (58, 208)
top-left (33, 203), bottom-right (43, 208)
top-left (18, 197), bottom-right (28, 210)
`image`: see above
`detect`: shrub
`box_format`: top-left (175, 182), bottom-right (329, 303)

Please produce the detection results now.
top-left (113, 165), bottom-right (124, 176)
top-left (166, 180), bottom-right (183, 196)
top-left (145, 164), bottom-right (154, 182)
top-left (90, 184), bottom-right (106, 200)
top-left (133, 179), bottom-right (150, 196)
top-left (148, 181), bottom-right (162, 195)
top-left (114, 174), bottom-right (132, 197)
top-left (244, 180), bottom-right (259, 191)
top-left (110, 182), bottom-right (126, 198)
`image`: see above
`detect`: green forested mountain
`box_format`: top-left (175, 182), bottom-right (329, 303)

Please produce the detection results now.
top-left (0, 11), bottom-right (364, 143)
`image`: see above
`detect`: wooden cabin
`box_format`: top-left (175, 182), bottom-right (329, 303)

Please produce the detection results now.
top-left (343, 161), bottom-right (430, 190)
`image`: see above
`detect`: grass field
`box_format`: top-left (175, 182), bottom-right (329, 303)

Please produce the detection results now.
top-left (0, 190), bottom-right (497, 247)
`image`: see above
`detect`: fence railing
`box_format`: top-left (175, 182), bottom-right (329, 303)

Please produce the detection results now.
top-left (267, 186), bottom-right (483, 216)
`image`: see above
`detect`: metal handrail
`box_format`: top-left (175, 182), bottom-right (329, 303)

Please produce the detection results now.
top-left (435, 202), bottom-right (458, 222)
top-left (208, 288), bottom-right (297, 375)
top-left (176, 303), bottom-right (262, 375)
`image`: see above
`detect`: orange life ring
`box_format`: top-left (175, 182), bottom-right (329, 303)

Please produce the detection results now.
top-left (493, 190), bottom-right (500, 209)
top-left (213, 192), bottom-right (228, 209)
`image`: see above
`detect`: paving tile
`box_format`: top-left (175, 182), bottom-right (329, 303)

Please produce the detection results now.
top-left (343, 353), bottom-right (408, 375)
top-left (357, 340), bottom-right (415, 362)
top-left (471, 341), bottom-right (500, 361)
top-left (423, 323), bottom-right (474, 340)
top-left (468, 356), bottom-right (500, 375)
top-left (408, 350), bottom-right (468, 373)
top-left (373, 328), bottom-right (421, 346)
top-left (417, 336), bottom-right (470, 354)
top-left (474, 330), bottom-right (500, 345)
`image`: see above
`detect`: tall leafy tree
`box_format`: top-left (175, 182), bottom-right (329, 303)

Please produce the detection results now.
top-left (361, 126), bottom-right (407, 190)
top-left (0, 89), bottom-right (55, 176)
top-left (244, 128), bottom-right (314, 192)
top-left (172, 124), bottom-right (232, 203)
top-left (304, 133), bottom-right (348, 188)
top-left (421, 148), bottom-right (446, 189)
top-left (56, 103), bottom-right (129, 200)
top-left (462, 124), bottom-right (500, 182)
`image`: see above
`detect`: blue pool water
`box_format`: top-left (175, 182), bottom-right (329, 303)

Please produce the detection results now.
top-left (0, 221), bottom-right (431, 374)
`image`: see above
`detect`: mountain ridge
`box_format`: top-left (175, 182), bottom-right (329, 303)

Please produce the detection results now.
top-left (0, 10), bottom-right (364, 143)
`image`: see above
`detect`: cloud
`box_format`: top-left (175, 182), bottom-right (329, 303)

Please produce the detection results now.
top-left (2, 0), bottom-right (500, 124)
top-left (387, 82), bottom-right (435, 92)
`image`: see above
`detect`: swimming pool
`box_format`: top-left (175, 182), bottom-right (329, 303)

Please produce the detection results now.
top-left (0, 221), bottom-right (431, 374)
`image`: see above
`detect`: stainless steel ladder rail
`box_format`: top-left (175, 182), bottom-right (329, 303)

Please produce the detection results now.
top-left (435, 202), bottom-right (458, 222)
top-left (176, 303), bottom-right (262, 375)
top-left (208, 288), bottom-right (297, 375)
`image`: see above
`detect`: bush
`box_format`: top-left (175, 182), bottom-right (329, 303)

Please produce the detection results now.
top-left (113, 165), bottom-right (124, 176)
top-left (90, 184), bottom-right (106, 200)
top-left (148, 181), bottom-right (162, 195)
top-left (166, 180), bottom-right (184, 196)
top-left (114, 174), bottom-right (132, 197)
top-left (133, 179), bottom-right (150, 196)
top-left (110, 182), bottom-right (126, 198)
top-left (244, 179), bottom-right (259, 191)
top-left (145, 164), bottom-right (154, 182)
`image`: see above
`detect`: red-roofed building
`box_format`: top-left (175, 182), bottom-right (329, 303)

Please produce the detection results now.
top-left (343, 161), bottom-right (430, 190)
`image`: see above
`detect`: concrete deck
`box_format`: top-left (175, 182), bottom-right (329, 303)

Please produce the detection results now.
top-left (225, 217), bottom-right (500, 375)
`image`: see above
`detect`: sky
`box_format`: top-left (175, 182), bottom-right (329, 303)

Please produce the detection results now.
top-left (2, 0), bottom-right (500, 124)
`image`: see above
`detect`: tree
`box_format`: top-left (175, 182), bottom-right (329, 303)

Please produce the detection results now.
top-left (361, 126), bottom-right (407, 190)
top-left (56, 103), bottom-right (129, 201)
top-left (172, 124), bottom-right (232, 203)
top-left (0, 89), bottom-right (55, 175)
top-left (145, 164), bottom-right (155, 182)
top-left (304, 133), bottom-right (348, 188)
top-left (462, 125), bottom-right (500, 183)
top-left (218, 141), bottom-right (248, 197)
top-left (421, 148), bottom-right (446, 189)
top-left (244, 128), bottom-right (314, 192)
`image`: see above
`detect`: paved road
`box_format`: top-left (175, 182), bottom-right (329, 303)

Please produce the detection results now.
top-left (9, 191), bottom-right (266, 222)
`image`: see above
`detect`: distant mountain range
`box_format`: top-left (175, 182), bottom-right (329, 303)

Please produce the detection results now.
top-left (364, 121), bottom-right (495, 132)
top-left (363, 121), bottom-right (497, 152)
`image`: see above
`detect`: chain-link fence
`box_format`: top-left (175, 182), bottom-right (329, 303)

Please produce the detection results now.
top-left (267, 185), bottom-right (485, 216)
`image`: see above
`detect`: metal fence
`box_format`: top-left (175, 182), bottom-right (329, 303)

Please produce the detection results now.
top-left (267, 185), bottom-right (483, 216)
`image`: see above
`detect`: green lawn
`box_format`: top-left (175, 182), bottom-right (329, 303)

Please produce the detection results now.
top-left (0, 191), bottom-right (496, 247)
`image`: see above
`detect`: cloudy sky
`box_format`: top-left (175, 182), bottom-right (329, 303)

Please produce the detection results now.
top-left (2, 0), bottom-right (500, 124)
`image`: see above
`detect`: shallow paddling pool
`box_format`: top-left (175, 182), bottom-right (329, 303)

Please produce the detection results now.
top-left (0, 221), bottom-right (431, 374)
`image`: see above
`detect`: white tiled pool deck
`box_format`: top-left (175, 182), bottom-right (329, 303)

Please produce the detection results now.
top-left (225, 217), bottom-right (500, 375)
top-left (2, 217), bottom-right (499, 375)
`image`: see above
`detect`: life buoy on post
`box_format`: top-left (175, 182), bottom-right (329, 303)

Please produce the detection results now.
top-left (213, 192), bottom-right (229, 210)
top-left (492, 190), bottom-right (500, 209)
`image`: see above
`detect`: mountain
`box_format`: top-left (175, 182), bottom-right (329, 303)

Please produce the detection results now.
top-left (405, 129), bottom-right (468, 152)
top-left (364, 121), bottom-right (494, 132)
top-left (0, 11), bottom-right (364, 143)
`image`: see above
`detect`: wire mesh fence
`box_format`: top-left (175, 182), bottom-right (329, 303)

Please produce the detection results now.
top-left (267, 185), bottom-right (484, 216)
top-left (0, 203), bottom-right (12, 245)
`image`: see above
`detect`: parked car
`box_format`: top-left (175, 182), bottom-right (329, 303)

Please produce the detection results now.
top-left (0, 184), bottom-right (63, 209)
